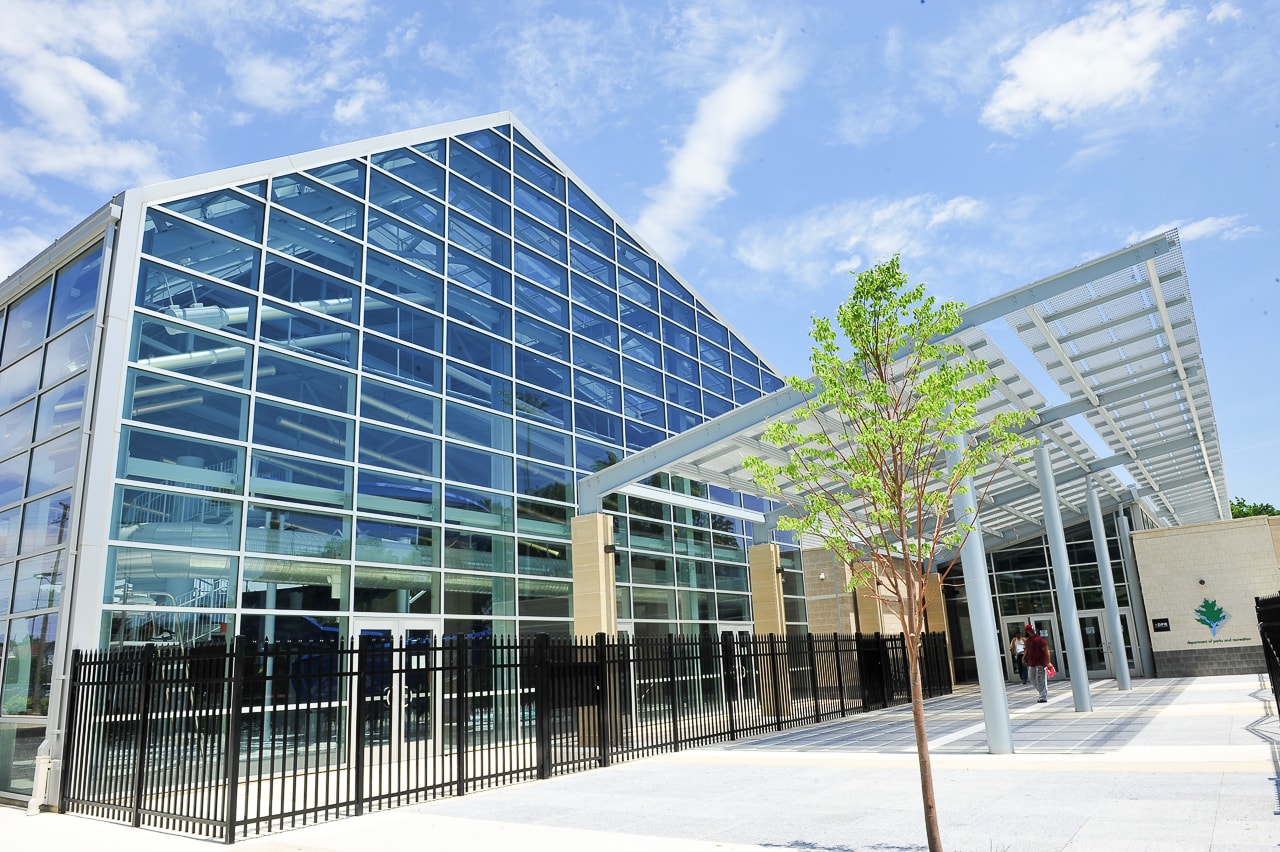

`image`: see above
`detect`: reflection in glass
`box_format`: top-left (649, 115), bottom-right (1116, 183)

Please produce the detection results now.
top-left (242, 557), bottom-right (348, 611)
top-left (256, 350), bottom-right (353, 413)
top-left (136, 260), bottom-right (257, 336)
top-left (26, 431), bottom-right (79, 497)
top-left (1, 282), bottom-right (51, 367)
top-left (0, 350), bottom-right (42, 411)
top-left (359, 377), bottom-right (439, 433)
top-left (356, 470), bottom-right (438, 522)
top-left (161, 188), bottom-right (264, 242)
top-left (250, 450), bottom-right (351, 508)
top-left (253, 400), bottom-right (352, 461)
top-left (443, 573), bottom-right (514, 616)
top-left (104, 545), bottom-right (236, 607)
top-left (11, 551), bottom-right (63, 611)
top-left (0, 401), bottom-right (34, 457)
top-left (244, 504), bottom-right (350, 559)
top-left (267, 208), bottom-right (361, 280)
top-left (355, 565), bottom-right (440, 614)
top-left (355, 517), bottom-right (437, 567)
top-left (19, 489), bottom-right (71, 553)
top-left (126, 369), bottom-right (248, 440)
top-left (272, 173), bottom-right (363, 237)
top-left (117, 426), bottom-right (243, 492)
top-left (143, 209), bottom-right (259, 289)
top-left (2, 614), bottom-right (57, 716)
top-left (131, 314), bottom-right (251, 387)
top-left (50, 244), bottom-right (103, 333)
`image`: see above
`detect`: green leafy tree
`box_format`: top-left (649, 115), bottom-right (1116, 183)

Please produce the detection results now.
top-left (1194, 598), bottom-right (1229, 636)
top-left (1230, 497), bottom-right (1280, 518)
top-left (744, 257), bottom-right (1033, 852)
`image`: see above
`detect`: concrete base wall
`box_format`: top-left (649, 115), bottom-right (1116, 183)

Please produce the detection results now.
top-left (1153, 644), bottom-right (1266, 678)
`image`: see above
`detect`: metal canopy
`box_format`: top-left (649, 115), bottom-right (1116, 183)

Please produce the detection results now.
top-left (577, 230), bottom-right (1227, 545)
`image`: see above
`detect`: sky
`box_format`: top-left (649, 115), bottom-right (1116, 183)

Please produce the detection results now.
top-left (0, 0), bottom-right (1276, 504)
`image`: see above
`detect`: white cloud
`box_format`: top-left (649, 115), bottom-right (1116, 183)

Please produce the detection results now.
top-left (0, 225), bottom-right (59, 282)
top-left (982, 0), bottom-right (1195, 133)
top-left (635, 35), bottom-right (802, 262)
top-left (734, 195), bottom-right (987, 289)
top-left (1207, 2), bottom-right (1243, 24)
top-left (1127, 215), bottom-right (1260, 244)
top-left (838, 97), bottom-right (920, 148)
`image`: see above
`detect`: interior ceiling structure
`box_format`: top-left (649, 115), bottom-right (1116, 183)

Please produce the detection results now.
top-left (577, 230), bottom-right (1228, 552)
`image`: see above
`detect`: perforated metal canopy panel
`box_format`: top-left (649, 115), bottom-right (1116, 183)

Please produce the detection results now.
top-left (577, 230), bottom-right (1227, 546)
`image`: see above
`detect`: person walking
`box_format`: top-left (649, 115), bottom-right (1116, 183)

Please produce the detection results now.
top-left (1008, 632), bottom-right (1028, 684)
top-left (1024, 624), bottom-right (1051, 703)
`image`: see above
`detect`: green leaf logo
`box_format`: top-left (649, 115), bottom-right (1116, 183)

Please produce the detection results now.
top-left (1194, 598), bottom-right (1229, 637)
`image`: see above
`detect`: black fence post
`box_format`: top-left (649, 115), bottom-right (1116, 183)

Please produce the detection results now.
top-left (720, 632), bottom-right (738, 741)
top-left (833, 634), bottom-right (847, 717)
top-left (534, 633), bottom-right (552, 780)
top-left (58, 649), bottom-right (83, 813)
top-left (455, 635), bottom-right (469, 797)
top-left (130, 644), bottom-right (157, 828)
top-left (807, 633), bottom-right (821, 723)
top-left (354, 636), bottom-right (368, 816)
top-left (666, 634), bottom-right (681, 751)
top-left (222, 636), bottom-right (247, 845)
top-left (767, 634), bottom-right (783, 732)
top-left (594, 632), bottom-right (611, 768)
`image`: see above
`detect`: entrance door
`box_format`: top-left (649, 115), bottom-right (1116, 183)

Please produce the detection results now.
top-left (1004, 616), bottom-right (1061, 680)
top-left (352, 616), bottom-right (442, 772)
top-left (1077, 609), bottom-right (1139, 679)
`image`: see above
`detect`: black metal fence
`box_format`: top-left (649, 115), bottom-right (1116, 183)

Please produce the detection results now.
top-left (1257, 592), bottom-right (1280, 699)
top-left (60, 630), bottom-right (950, 843)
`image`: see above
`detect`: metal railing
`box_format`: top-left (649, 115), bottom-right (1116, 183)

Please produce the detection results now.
top-left (60, 630), bottom-right (950, 843)
top-left (1256, 592), bottom-right (1280, 699)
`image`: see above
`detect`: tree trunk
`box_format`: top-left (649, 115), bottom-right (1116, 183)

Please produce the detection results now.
top-left (909, 647), bottom-right (943, 852)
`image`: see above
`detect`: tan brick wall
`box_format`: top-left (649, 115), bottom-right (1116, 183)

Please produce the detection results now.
top-left (800, 546), bottom-right (856, 634)
top-left (748, 543), bottom-right (786, 635)
top-left (1132, 516), bottom-right (1280, 657)
top-left (571, 513), bottom-right (617, 636)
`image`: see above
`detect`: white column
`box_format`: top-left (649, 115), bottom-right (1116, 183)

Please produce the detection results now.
top-left (1087, 481), bottom-right (1132, 690)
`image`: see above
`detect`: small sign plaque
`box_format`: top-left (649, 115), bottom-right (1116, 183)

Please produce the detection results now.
top-left (1151, 617), bottom-right (1171, 632)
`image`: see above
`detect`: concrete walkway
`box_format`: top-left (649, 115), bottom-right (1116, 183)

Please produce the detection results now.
top-left (4, 673), bottom-right (1277, 851)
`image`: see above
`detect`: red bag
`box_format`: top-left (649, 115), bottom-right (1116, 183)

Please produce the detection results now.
top-left (1045, 663), bottom-right (1057, 678)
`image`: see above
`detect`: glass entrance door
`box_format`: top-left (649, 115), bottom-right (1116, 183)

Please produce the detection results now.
top-left (352, 616), bottom-right (442, 771)
top-left (1077, 609), bottom-right (1139, 680)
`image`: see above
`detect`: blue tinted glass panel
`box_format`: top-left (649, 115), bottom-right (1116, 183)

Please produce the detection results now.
top-left (731, 355), bottom-right (761, 385)
top-left (27, 430), bottom-right (78, 496)
top-left (515, 280), bottom-right (568, 325)
top-left (0, 455), bottom-right (25, 506)
top-left (616, 244), bottom-right (655, 282)
top-left (362, 336), bottom-right (441, 391)
top-left (447, 248), bottom-right (511, 301)
top-left (458, 129), bottom-right (510, 166)
top-left (515, 349), bottom-right (569, 394)
top-left (254, 399), bottom-right (352, 460)
top-left (512, 129), bottom-right (548, 163)
top-left (249, 450), bottom-right (351, 508)
top-left (513, 147), bottom-right (563, 198)
top-left (263, 254), bottom-right (359, 321)
top-left (256, 350), bottom-right (353, 413)
top-left (117, 425), bottom-right (244, 492)
top-left (514, 315), bottom-right (568, 359)
top-left (622, 358), bottom-right (663, 395)
top-left (307, 160), bottom-right (365, 195)
top-left (515, 254), bottom-right (567, 299)
top-left (443, 487), bottom-right (513, 533)
top-left (37, 373), bottom-right (82, 441)
top-left (371, 148), bottom-right (444, 198)
top-left (357, 470), bottom-right (438, 522)
top-left (136, 261), bottom-right (256, 336)
top-left (665, 349), bottom-right (698, 383)
top-left (569, 247), bottom-right (614, 287)
top-left (733, 382), bottom-right (761, 404)
top-left (573, 339), bottom-right (619, 380)
top-left (364, 293), bottom-right (442, 351)
top-left (126, 370), bottom-right (247, 440)
top-left (143, 209), bottom-right (259, 289)
top-left (449, 214), bottom-right (511, 265)
top-left (624, 390), bottom-right (664, 427)
top-left (360, 422), bottom-right (439, 476)
top-left (446, 443), bottom-right (511, 490)
top-left (446, 400), bottom-right (512, 451)
top-left (620, 329), bottom-right (660, 366)
top-left (447, 283), bottom-right (510, 335)
top-left (574, 372), bottom-right (620, 412)
top-left (700, 341), bottom-right (729, 372)
top-left (574, 404), bottom-right (621, 444)
top-left (701, 367), bottom-right (732, 399)
top-left (567, 182), bottom-right (610, 228)
top-left (665, 376), bottom-right (700, 410)
top-left (0, 401), bottom-right (33, 456)
top-left (449, 143), bottom-right (509, 199)
top-left (661, 296), bottom-right (696, 328)
top-left (514, 384), bottom-right (570, 428)
top-left (574, 437), bottom-right (618, 473)
top-left (513, 180), bottom-right (565, 229)
top-left (240, 180), bottom-right (266, 197)
top-left (658, 266), bottom-right (692, 304)
top-left (697, 313), bottom-right (729, 347)
top-left (41, 319), bottom-right (90, 387)
top-left (360, 377), bottom-right (440, 433)
top-left (663, 322), bottom-right (697, 356)
top-left (569, 212), bottom-right (613, 259)
top-left (267, 209), bottom-right (360, 280)
top-left (703, 394), bottom-right (733, 419)
top-left (50, 245), bottom-right (102, 333)
top-left (446, 362), bottom-right (511, 411)
top-left (448, 180), bottom-right (509, 230)
top-left (260, 300), bottom-right (356, 364)
top-left (162, 189), bottom-right (264, 242)
top-left (368, 212), bottom-right (444, 273)
top-left (517, 460), bottom-right (571, 501)
top-left (667, 407), bottom-right (702, 433)
top-left (761, 371), bottom-right (784, 393)
top-left (413, 140), bottom-right (443, 162)
top-left (272, 173), bottom-right (363, 237)
top-left (19, 490), bottom-right (71, 553)
top-left (369, 170), bottom-right (444, 234)
top-left (367, 250), bottom-right (443, 311)
top-left (619, 300), bottom-right (660, 339)
top-left (0, 351), bottom-right (40, 410)
top-left (353, 518), bottom-right (436, 567)
top-left (617, 269), bottom-right (657, 308)
top-left (513, 212), bottom-right (566, 261)
top-left (570, 274), bottom-right (616, 318)
top-left (626, 421), bottom-right (665, 451)
top-left (571, 306), bottom-right (616, 346)
top-left (448, 324), bottom-right (511, 374)
top-left (729, 334), bottom-right (753, 359)
top-left (515, 421), bottom-right (571, 465)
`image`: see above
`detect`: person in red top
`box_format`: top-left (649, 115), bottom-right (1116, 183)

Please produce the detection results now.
top-left (1023, 625), bottom-right (1051, 703)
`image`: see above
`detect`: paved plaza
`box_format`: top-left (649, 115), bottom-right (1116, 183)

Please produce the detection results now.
top-left (4, 673), bottom-right (1277, 851)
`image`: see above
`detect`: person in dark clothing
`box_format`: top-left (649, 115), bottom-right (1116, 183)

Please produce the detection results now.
top-left (1024, 625), bottom-right (1051, 702)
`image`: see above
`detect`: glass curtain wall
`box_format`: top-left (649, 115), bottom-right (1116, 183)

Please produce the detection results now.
top-left (100, 123), bottom-right (804, 650)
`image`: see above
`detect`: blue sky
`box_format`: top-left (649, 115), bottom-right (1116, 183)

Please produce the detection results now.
top-left (0, 0), bottom-right (1276, 503)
